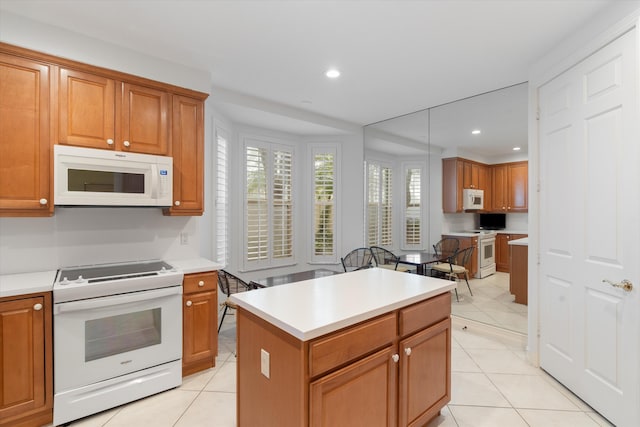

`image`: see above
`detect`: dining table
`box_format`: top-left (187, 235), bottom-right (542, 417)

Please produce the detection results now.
top-left (249, 268), bottom-right (342, 288)
top-left (397, 252), bottom-right (448, 275)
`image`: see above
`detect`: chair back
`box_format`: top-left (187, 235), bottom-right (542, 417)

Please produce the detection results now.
top-left (370, 246), bottom-right (399, 267)
top-left (341, 247), bottom-right (374, 272)
top-left (433, 238), bottom-right (460, 259)
top-left (452, 246), bottom-right (475, 268)
top-left (218, 270), bottom-right (251, 297)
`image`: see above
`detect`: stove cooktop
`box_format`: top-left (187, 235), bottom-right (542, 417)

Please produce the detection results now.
top-left (53, 260), bottom-right (183, 303)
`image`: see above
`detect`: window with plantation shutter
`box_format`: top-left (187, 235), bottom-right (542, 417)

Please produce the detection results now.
top-left (215, 129), bottom-right (229, 265)
top-left (310, 144), bottom-right (339, 263)
top-left (244, 140), bottom-right (294, 269)
top-left (367, 161), bottom-right (393, 247)
top-left (403, 165), bottom-right (422, 248)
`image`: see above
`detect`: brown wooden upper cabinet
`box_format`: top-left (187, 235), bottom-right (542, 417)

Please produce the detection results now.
top-left (0, 53), bottom-right (53, 217)
top-left (58, 68), bottom-right (170, 155)
top-left (442, 158), bottom-right (490, 213)
top-left (491, 161), bottom-right (528, 212)
top-left (443, 157), bottom-right (527, 213)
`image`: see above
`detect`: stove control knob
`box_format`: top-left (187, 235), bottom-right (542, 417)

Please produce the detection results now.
top-left (160, 267), bottom-right (167, 274)
top-left (75, 275), bottom-right (86, 284)
top-left (60, 277), bottom-right (70, 285)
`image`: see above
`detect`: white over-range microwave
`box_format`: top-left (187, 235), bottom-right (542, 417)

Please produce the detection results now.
top-left (463, 188), bottom-right (484, 210)
top-left (54, 145), bottom-right (173, 207)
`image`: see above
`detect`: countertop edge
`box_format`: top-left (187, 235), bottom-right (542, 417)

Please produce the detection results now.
top-left (0, 271), bottom-right (57, 299)
top-left (168, 258), bottom-right (224, 274)
top-left (232, 279), bottom-right (455, 341)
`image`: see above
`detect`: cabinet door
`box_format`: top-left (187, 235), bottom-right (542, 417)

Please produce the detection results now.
top-left (165, 95), bottom-right (204, 215)
top-left (58, 68), bottom-right (116, 149)
top-left (0, 54), bottom-right (53, 216)
top-left (120, 83), bottom-right (169, 155)
top-left (399, 317), bottom-right (451, 427)
top-left (495, 234), bottom-right (510, 272)
top-left (182, 290), bottom-right (217, 375)
top-left (442, 158), bottom-right (464, 213)
top-left (310, 346), bottom-right (397, 427)
top-left (0, 295), bottom-right (51, 424)
top-left (491, 165), bottom-right (507, 211)
top-left (508, 162), bottom-right (528, 211)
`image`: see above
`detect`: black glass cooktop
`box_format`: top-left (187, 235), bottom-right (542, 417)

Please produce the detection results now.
top-left (58, 260), bottom-right (173, 282)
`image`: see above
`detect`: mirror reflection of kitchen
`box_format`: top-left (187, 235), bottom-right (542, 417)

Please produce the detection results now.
top-left (364, 82), bottom-right (528, 335)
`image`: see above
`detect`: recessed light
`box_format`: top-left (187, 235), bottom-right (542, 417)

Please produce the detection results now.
top-left (325, 69), bottom-right (340, 79)
top-left (513, 146), bottom-right (521, 151)
top-left (471, 129), bottom-right (481, 135)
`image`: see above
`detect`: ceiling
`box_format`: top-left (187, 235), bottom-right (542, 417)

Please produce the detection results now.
top-left (0, 0), bottom-right (619, 148)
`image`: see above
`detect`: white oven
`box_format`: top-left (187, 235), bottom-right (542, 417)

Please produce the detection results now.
top-left (53, 261), bottom-right (183, 426)
top-left (477, 233), bottom-right (497, 278)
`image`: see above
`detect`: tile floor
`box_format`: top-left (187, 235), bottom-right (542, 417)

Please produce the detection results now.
top-left (450, 271), bottom-right (528, 335)
top-left (64, 311), bottom-right (614, 427)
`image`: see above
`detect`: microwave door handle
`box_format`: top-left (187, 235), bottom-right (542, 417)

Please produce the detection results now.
top-left (54, 286), bottom-right (181, 314)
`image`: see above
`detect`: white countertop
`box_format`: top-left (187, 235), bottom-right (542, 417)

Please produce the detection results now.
top-left (0, 270), bottom-right (57, 298)
top-left (168, 258), bottom-right (224, 274)
top-left (230, 268), bottom-right (455, 341)
top-left (508, 237), bottom-right (529, 246)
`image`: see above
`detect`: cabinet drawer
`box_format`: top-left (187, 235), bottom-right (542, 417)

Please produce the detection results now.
top-left (183, 271), bottom-right (218, 294)
top-left (399, 292), bottom-right (451, 337)
top-left (309, 313), bottom-right (396, 378)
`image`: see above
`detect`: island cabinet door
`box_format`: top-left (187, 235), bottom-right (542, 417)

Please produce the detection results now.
top-left (398, 317), bottom-right (451, 427)
top-left (309, 346), bottom-right (398, 427)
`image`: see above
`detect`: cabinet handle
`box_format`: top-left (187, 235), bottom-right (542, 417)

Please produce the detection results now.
top-left (391, 354), bottom-right (399, 363)
top-left (507, 206), bottom-right (511, 210)
top-left (198, 280), bottom-right (205, 287)
top-left (107, 138), bottom-right (114, 145)
top-left (123, 140), bottom-right (131, 147)
top-left (33, 303), bottom-right (43, 311)
top-left (186, 300), bottom-right (192, 307)
top-left (404, 347), bottom-right (412, 356)
top-left (39, 198), bottom-right (47, 206)
top-left (174, 201), bottom-right (181, 206)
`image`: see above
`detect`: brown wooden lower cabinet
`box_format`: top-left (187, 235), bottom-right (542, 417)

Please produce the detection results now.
top-left (182, 271), bottom-right (218, 377)
top-left (0, 292), bottom-right (53, 427)
top-left (509, 244), bottom-right (528, 305)
top-left (496, 233), bottom-right (527, 272)
top-left (237, 292), bottom-right (451, 427)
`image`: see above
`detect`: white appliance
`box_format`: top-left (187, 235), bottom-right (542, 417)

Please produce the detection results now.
top-left (476, 231), bottom-right (496, 278)
top-left (462, 189), bottom-right (484, 210)
top-left (52, 260), bottom-right (183, 426)
top-left (54, 145), bottom-right (173, 207)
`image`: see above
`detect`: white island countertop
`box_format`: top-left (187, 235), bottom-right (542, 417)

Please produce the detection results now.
top-left (508, 237), bottom-right (529, 246)
top-left (230, 268), bottom-right (455, 341)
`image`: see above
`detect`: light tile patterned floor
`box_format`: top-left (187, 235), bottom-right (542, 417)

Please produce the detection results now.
top-left (450, 271), bottom-right (528, 334)
top-left (65, 310), bottom-right (614, 427)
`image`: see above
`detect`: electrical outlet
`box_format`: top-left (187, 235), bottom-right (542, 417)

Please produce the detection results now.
top-left (261, 349), bottom-right (270, 379)
top-left (180, 232), bottom-right (188, 245)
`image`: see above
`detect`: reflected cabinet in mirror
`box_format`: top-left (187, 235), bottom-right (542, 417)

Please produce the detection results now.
top-left (363, 82), bottom-right (528, 334)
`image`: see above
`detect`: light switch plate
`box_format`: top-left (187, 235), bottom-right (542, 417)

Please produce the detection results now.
top-left (261, 349), bottom-right (270, 378)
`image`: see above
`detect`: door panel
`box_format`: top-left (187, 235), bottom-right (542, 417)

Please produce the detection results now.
top-left (538, 29), bottom-right (638, 426)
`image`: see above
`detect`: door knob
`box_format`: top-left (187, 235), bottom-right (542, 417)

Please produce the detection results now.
top-left (602, 279), bottom-right (633, 292)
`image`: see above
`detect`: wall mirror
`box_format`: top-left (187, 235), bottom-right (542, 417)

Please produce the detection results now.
top-left (364, 82), bottom-right (528, 334)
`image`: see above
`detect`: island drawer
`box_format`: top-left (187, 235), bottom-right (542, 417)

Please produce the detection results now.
top-left (183, 271), bottom-right (218, 294)
top-left (399, 292), bottom-right (451, 337)
top-left (309, 312), bottom-right (396, 378)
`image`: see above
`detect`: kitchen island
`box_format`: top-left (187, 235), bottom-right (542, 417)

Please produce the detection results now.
top-left (230, 268), bottom-right (456, 427)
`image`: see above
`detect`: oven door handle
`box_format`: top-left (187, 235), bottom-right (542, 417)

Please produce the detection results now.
top-left (54, 286), bottom-right (182, 314)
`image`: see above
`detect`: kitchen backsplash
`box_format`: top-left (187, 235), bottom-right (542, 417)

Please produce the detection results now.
top-left (0, 208), bottom-right (202, 275)
top-left (442, 212), bottom-right (528, 234)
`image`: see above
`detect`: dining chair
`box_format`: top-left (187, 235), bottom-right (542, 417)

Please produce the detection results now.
top-left (430, 246), bottom-right (475, 302)
top-left (341, 247), bottom-right (374, 272)
top-left (369, 246), bottom-right (409, 272)
top-left (217, 270), bottom-right (252, 332)
top-left (433, 237), bottom-right (460, 258)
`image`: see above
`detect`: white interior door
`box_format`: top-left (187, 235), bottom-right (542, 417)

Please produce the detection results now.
top-left (538, 28), bottom-right (639, 427)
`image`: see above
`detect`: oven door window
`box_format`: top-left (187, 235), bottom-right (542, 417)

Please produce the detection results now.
top-left (483, 243), bottom-right (494, 260)
top-left (68, 169), bottom-right (145, 194)
top-left (85, 308), bottom-right (161, 362)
